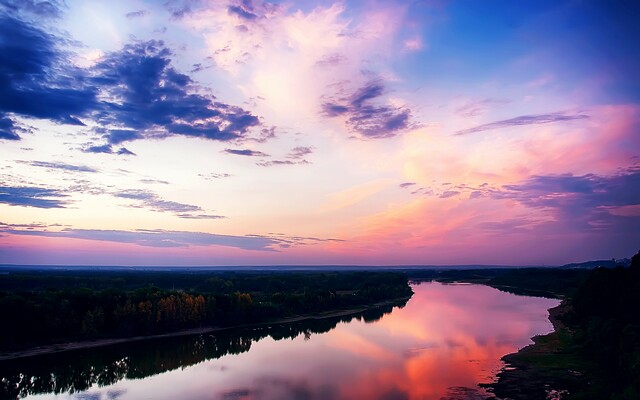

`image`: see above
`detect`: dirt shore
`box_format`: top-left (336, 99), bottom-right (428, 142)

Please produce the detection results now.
top-left (0, 297), bottom-right (408, 362)
top-left (483, 302), bottom-right (585, 400)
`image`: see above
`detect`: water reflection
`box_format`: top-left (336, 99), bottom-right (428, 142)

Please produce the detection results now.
top-left (3, 283), bottom-right (558, 400)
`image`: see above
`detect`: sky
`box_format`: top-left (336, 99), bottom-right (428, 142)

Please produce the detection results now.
top-left (1, 0), bottom-right (639, 266)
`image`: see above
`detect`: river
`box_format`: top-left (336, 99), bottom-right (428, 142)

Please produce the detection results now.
top-left (2, 282), bottom-right (558, 400)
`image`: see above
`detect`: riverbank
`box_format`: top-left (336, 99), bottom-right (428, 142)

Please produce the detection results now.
top-left (0, 297), bottom-right (409, 362)
top-left (484, 302), bottom-right (588, 400)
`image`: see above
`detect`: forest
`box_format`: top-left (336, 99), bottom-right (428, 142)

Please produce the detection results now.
top-left (0, 302), bottom-right (402, 399)
top-left (0, 271), bottom-right (412, 351)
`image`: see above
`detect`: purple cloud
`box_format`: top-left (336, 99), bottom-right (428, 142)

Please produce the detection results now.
top-left (322, 81), bottom-right (413, 138)
top-left (455, 112), bottom-right (589, 136)
top-left (224, 148), bottom-right (269, 157)
top-left (0, 185), bottom-right (69, 208)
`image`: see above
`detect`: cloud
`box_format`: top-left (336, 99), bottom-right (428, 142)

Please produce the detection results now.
top-left (454, 111), bottom-right (589, 135)
top-left (322, 81), bottom-right (413, 138)
top-left (256, 159), bottom-right (309, 167)
top-left (254, 146), bottom-right (313, 167)
top-left (288, 146), bottom-right (313, 159)
top-left (84, 144), bottom-right (136, 156)
top-left (224, 148), bottom-right (269, 157)
top-left (0, 0), bottom-right (62, 19)
top-left (488, 168), bottom-right (640, 233)
top-left (93, 40), bottom-right (260, 142)
top-left (104, 129), bottom-right (143, 144)
top-left (139, 178), bottom-right (170, 185)
top-left (117, 147), bottom-right (136, 156)
top-left (0, 115), bottom-right (22, 140)
top-left (3, 227), bottom-right (276, 250)
top-left (0, 13), bottom-right (261, 147)
top-left (125, 9), bottom-right (148, 19)
top-left (228, 4), bottom-right (257, 21)
top-left (21, 160), bottom-right (98, 173)
top-left (114, 189), bottom-right (224, 219)
top-left (0, 225), bottom-right (344, 251)
top-left (84, 144), bottom-right (113, 154)
top-left (199, 173), bottom-right (232, 180)
top-left (0, 14), bottom-right (99, 138)
top-left (0, 185), bottom-right (68, 208)
top-left (399, 182), bottom-right (416, 188)
top-left (455, 99), bottom-right (510, 118)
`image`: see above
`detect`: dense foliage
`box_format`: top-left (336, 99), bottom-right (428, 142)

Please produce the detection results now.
top-left (566, 250), bottom-right (640, 399)
top-left (0, 302), bottom-right (403, 399)
top-left (0, 271), bottom-right (412, 351)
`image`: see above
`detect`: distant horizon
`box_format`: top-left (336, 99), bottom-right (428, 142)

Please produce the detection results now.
top-left (2, 1), bottom-right (639, 266)
top-left (0, 257), bottom-right (629, 270)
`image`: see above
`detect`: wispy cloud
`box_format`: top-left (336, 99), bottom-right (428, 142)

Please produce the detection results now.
top-left (125, 9), bottom-right (148, 19)
top-left (0, 186), bottom-right (69, 208)
top-left (256, 146), bottom-right (313, 167)
top-left (454, 112), bottom-right (589, 135)
top-left (455, 98), bottom-right (510, 118)
top-left (20, 161), bottom-right (98, 173)
top-left (114, 189), bottom-right (225, 220)
top-left (0, 225), bottom-right (345, 251)
top-left (224, 148), bottom-right (269, 157)
top-left (199, 173), bottom-right (232, 180)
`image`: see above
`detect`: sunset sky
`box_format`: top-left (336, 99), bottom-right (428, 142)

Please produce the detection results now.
top-left (1, 0), bottom-right (639, 266)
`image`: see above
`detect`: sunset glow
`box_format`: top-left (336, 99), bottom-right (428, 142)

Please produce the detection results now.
top-left (1, 1), bottom-right (638, 265)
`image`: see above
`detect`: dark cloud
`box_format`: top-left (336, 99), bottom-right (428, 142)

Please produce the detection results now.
top-left (454, 111), bottom-right (589, 136)
top-left (399, 182), bottom-right (416, 188)
top-left (0, 13), bottom-right (260, 147)
top-left (228, 5), bottom-right (257, 20)
top-left (0, 14), bottom-right (99, 139)
top-left (322, 81), bottom-right (413, 138)
top-left (85, 144), bottom-right (113, 154)
top-left (22, 160), bottom-right (98, 173)
top-left (117, 147), bottom-right (136, 156)
top-left (105, 129), bottom-right (143, 144)
top-left (224, 148), bottom-right (269, 157)
top-left (125, 9), bottom-right (148, 18)
top-left (83, 144), bottom-right (136, 156)
top-left (0, 185), bottom-right (68, 208)
top-left (0, 115), bottom-right (21, 140)
top-left (92, 40), bottom-right (260, 141)
top-left (114, 189), bottom-right (223, 219)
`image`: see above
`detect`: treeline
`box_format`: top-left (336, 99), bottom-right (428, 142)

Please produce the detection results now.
top-left (0, 272), bottom-right (412, 351)
top-left (408, 268), bottom-right (591, 298)
top-left (564, 250), bottom-right (640, 399)
top-left (0, 302), bottom-right (402, 399)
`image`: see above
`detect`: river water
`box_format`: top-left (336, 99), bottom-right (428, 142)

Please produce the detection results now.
top-left (4, 282), bottom-right (558, 400)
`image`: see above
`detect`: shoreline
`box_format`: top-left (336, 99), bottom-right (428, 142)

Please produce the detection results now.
top-left (0, 297), bottom-right (409, 362)
top-left (485, 301), bottom-right (582, 400)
